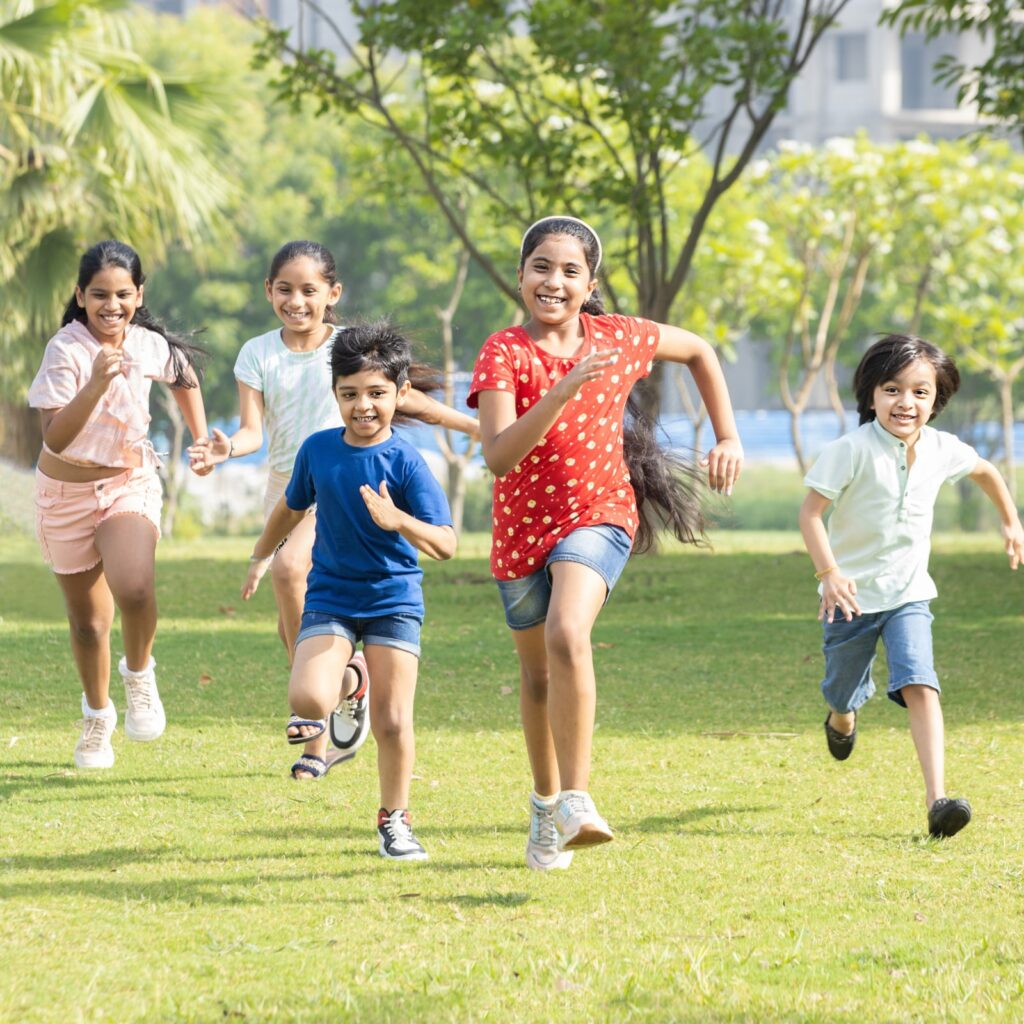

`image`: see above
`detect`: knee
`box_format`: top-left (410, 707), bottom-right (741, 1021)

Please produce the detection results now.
top-left (372, 707), bottom-right (411, 744)
top-left (271, 551), bottom-right (307, 591)
top-left (116, 580), bottom-right (155, 616)
top-left (545, 618), bottom-right (592, 665)
top-left (70, 616), bottom-right (110, 648)
top-left (901, 684), bottom-right (939, 708)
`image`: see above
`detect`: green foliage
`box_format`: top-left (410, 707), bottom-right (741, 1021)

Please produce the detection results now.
top-left (258, 0), bottom-right (852, 331)
top-left (881, 0), bottom-right (1024, 142)
top-left (0, 0), bottom-right (239, 399)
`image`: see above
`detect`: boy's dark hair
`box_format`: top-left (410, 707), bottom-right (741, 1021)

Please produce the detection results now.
top-left (61, 240), bottom-right (203, 389)
top-left (520, 217), bottom-right (706, 552)
top-left (854, 334), bottom-right (960, 425)
top-left (268, 240), bottom-right (341, 324)
top-left (330, 319), bottom-right (441, 425)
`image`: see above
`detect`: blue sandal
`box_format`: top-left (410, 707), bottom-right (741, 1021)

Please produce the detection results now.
top-left (286, 714), bottom-right (326, 745)
top-left (291, 753), bottom-right (328, 779)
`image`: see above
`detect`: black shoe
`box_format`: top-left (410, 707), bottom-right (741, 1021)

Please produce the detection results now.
top-left (823, 710), bottom-right (857, 761)
top-left (928, 797), bottom-right (972, 839)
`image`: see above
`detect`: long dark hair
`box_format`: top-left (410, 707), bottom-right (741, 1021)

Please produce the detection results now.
top-left (330, 319), bottom-right (441, 427)
top-left (853, 333), bottom-right (960, 425)
top-left (519, 217), bottom-right (706, 552)
top-left (267, 240), bottom-right (341, 324)
top-left (61, 240), bottom-right (202, 389)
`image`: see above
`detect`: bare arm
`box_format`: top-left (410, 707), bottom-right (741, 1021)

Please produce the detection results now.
top-left (477, 348), bottom-right (622, 478)
top-left (654, 324), bottom-right (743, 494)
top-left (798, 488), bottom-right (861, 622)
top-left (188, 382), bottom-right (266, 471)
top-left (399, 388), bottom-right (480, 442)
top-left (359, 481), bottom-right (456, 560)
top-left (968, 459), bottom-right (1024, 569)
top-left (241, 495), bottom-right (307, 599)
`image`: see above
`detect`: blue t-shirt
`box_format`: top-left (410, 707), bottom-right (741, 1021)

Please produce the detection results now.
top-left (285, 428), bottom-right (453, 620)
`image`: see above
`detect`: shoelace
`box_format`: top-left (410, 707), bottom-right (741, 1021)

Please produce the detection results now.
top-left (560, 792), bottom-right (590, 816)
top-left (123, 673), bottom-right (155, 713)
top-left (78, 717), bottom-right (110, 751)
top-left (382, 813), bottom-right (415, 845)
top-left (530, 802), bottom-right (558, 847)
top-left (336, 692), bottom-right (361, 724)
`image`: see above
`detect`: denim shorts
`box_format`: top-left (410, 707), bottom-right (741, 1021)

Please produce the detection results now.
top-left (495, 524), bottom-right (633, 631)
top-left (295, 610), bottom-right (422, 657)
top-left (821, 600), bottom-right (940, 711)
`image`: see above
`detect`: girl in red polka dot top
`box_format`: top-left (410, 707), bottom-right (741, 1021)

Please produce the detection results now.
top-left (467, 216), bottom-right (744, 870)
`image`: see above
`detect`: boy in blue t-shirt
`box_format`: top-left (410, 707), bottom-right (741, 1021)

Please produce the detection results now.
top-left (243, 321), bottom-right (456, 861)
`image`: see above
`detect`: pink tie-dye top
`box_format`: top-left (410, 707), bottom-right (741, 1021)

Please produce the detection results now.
top-left (28, 320), bottom-right (176, 468)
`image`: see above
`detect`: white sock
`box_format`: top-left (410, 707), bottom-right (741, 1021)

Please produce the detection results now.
top-left (533, 792), bottom-right (558, 808)
top-left (120, 655), bottom-right (155, 678)
top-left (82, 694), bottom-right (115, 719)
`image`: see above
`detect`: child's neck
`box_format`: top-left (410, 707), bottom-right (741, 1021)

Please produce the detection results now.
top-left (280, 323), bottom-right (332, 353)
top-left (524, 315), bottom-right (585, 357)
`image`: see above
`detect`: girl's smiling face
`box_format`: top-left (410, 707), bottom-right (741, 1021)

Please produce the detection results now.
top-left (518, 234), bottom-right (596, 325)
top-left (265, 256), bottom-right (342, 341)
top-left (75, 266), bottom-right (142, 345)
top-left (871, 359), bottom-right (938, 445)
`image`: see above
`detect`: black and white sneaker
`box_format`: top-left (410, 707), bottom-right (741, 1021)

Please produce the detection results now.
top-left (377, 808), bottom-right (429, 861)
top-left (329, 652), bottom-right (370, 752)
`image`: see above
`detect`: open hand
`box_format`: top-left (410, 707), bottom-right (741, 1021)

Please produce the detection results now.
top-left (819, 573), bottom-right (861, 624)
top-left (241, 556), bottom-right (272, 600)
top-left (701, 437), bottom-right (743, 495)
top-left (360, 481), bottom-right (404, 532)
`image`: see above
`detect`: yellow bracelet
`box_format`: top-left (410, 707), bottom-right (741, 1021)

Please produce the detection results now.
top-left (814, 565), bottom-right (838, 580)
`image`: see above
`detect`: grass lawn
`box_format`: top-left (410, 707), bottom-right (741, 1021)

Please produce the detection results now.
top-left (1, 531), bottom-right (1023, 1023)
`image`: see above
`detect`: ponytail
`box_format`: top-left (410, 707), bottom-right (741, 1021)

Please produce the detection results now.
top-left (623, 385), bottom-right (707, 553)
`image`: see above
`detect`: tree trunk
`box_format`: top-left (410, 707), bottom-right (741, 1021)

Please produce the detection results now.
top-left (999, 375), bottom-right (1017, 499)
top-left (158, 386), bottom-right (186, 537)
top-left (0, 400), bottom-right (42, 467)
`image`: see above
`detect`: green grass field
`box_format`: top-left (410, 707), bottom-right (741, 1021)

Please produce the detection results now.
top-left (1, 532), bottom-right (1023, 1023)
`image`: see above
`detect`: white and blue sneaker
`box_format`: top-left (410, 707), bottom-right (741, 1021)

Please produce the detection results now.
top-left (526, 793), bottom-right (574, 871)
top-left (553, 790), bottom-right (614, 851)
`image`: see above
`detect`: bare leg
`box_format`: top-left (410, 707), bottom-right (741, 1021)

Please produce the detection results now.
top-left (364, 645), bottom-right (419, 810)
top-left (512, 624), bottom-right (560, 797)
top-left (544, 562), bottom-right (607, 792)
top-left (826, 708), bottom-right (856, 735)
top-left (53, 564), bottom-right (115, 712)
top-left (902, 684), bottom-right (945, 809)
top-left (94, 515), bottom-right (158, 672)
top-left (287, 633), bottom-right (353, 770)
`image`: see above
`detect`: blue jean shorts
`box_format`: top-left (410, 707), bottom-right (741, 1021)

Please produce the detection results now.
top-left (821, 600), bottom-right (939, 711)
top-left (295, 610), bottom-right (422, 657)
top-left (495, 524), bottom-right (633, 631)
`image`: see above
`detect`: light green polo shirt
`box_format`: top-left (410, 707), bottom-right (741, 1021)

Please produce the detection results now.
top-left (804, 420), bottom-right (978, 613)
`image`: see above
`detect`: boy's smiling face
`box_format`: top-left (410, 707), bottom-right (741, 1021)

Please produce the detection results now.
top-left (871, 359), bottom-right (938, 446)
top-left (334, 369), bottom-right (410, 447)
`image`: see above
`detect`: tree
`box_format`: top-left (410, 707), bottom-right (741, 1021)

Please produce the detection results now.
top-left (881, 1), bottom-right (1024, 142)
top-left (256, 0), bottom-right (851, 415)
top-left (0, 0), bottom-right (236, 471)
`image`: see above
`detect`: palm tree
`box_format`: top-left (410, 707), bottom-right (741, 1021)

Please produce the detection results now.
top-left (0, 0), bottom-right (234, 466)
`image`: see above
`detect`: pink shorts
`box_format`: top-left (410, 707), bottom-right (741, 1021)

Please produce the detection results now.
top-left (35, 468), bottom-right (162, 575)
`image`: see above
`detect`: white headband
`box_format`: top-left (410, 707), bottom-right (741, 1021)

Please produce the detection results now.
top-left (520, 215), bottom-right (602, 272)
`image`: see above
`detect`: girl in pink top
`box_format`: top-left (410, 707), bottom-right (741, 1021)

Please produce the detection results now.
top-left (468, 216), bottom-right (743, 870)
top-left (28, 240), bottom-right (211, 770)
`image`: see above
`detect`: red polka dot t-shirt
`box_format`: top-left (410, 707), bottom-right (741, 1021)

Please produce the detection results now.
top-left (467, 312), bottom-right (659, 580)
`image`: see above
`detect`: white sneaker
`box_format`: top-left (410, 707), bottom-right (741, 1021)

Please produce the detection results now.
top-left (377, 808), bottom-right (429, 861)
top-left (119, 656), bottom-right (166, 741)
top-left (74, 708), bottom-right (116, 769)
top-left (526, 794), bottom-right (574, 871)
top-left (329, 652), bottom-right (370, 753)
top-left (553, 790), bottom-right (614, 850)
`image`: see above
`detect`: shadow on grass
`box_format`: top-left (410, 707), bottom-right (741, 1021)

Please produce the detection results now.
top-left (629, 804), bottom-right (769, 835)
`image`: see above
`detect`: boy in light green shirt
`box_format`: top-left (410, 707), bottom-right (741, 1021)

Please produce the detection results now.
top-left (799, 334), bottom-right (1023, 840)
